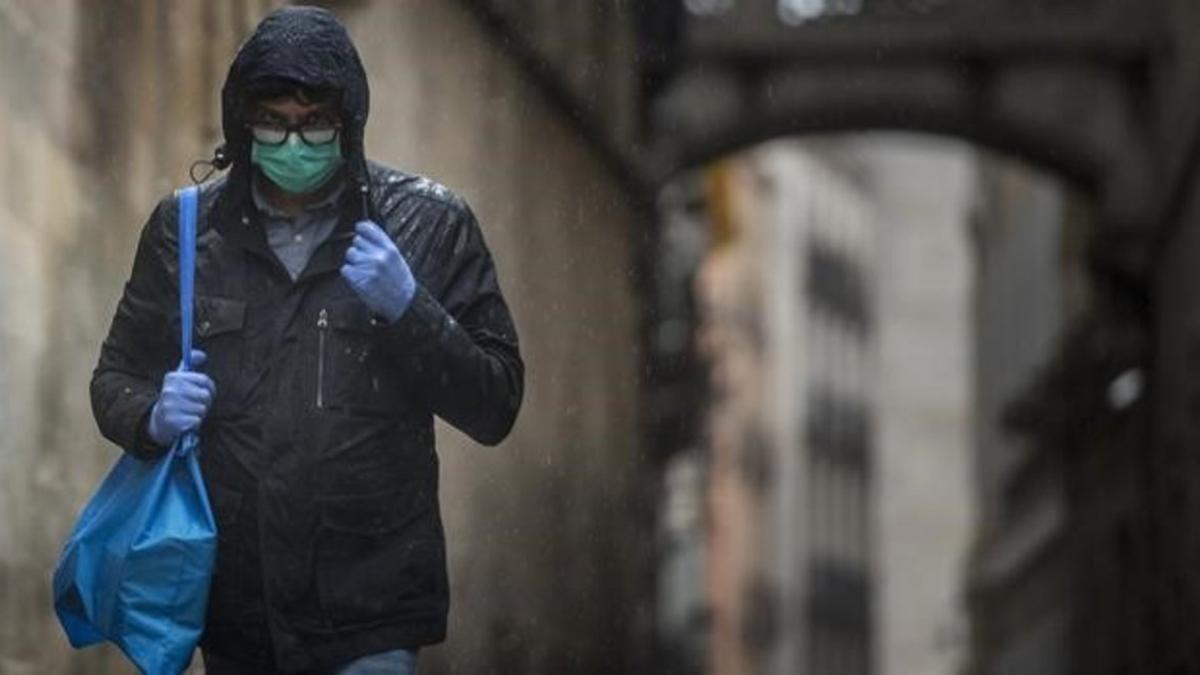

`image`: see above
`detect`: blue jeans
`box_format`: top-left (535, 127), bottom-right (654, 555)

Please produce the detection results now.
top-left (202, 647), bottom-right (419, 674)
top-left (330, 648), bottom-right (418, 675)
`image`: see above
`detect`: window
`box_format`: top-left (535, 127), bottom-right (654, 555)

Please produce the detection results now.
top-left (806, 240), bottom-right (873, 336)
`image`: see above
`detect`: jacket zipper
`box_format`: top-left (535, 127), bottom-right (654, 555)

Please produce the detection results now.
top-left (316, 308), bottom-right (328, 409)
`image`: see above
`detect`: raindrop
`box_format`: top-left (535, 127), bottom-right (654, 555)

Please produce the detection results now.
top-left (1106, 368), bottom-right (1144, 411)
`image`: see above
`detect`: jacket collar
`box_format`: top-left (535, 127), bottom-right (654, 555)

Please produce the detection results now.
top-left (212, 172), bottom-right (360, 282)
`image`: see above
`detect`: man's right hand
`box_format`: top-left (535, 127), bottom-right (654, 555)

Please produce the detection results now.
top-left (146, 349), bottom-right (217, 447)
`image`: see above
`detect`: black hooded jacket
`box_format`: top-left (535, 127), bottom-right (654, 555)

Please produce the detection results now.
top-left (89, 7), bottom-right (523, 671)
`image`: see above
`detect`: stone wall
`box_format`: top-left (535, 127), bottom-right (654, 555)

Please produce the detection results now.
top-left (0, 3), bottom-right (267, 671)
top-left (1152, 150), bottom-right (1200, 675)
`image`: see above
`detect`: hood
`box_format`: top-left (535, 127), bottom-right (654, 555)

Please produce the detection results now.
top-left (216, 6), bottom-right (371, 218)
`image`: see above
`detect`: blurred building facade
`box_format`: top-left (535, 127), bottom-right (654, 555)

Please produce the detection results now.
top-left (863, 137), bottom-right (976, 675)
top-left (649, 131), bottom-right (1139, 675)
top-left (655, 136), bottom-right (979, 675)
top-left (684, 141), bottom-right (879, 675)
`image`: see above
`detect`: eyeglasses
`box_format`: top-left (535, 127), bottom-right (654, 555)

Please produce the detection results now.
top-left (248, 122), bottom-right (341, 146)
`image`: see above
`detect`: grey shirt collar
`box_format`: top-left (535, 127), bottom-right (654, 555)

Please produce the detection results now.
top-left (250, 174), bottom-right (346, 280)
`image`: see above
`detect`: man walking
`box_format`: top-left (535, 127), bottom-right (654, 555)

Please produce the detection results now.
top-left (89, 7), bottom-right (524, 673)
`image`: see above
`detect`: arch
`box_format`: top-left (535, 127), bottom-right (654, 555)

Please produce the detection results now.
top-left (655, 97), bottom-right (1108, 194)
top-left (644, 62), bottom-right (1158, 283)
top-left (650, 67), bottom-right (1137, 188)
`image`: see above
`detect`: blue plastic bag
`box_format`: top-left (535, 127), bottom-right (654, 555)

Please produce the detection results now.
top-left (53, 185), bottom-right (216, 675)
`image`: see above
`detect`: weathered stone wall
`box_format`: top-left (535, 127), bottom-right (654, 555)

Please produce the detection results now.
top-left (0, 3), bottom-right (87, 673)
top-left (1145, 1), bottom-right (1200, 672)
top-left (0, 3), bottom-right (268, 672)
top-left (1153, 151), bottom-right (1200, 675)
top-left (0, 2), bottom-right (644, 673)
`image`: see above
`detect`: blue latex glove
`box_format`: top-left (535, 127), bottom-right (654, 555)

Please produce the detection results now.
top-left (340, 220), bottom-right (417, 323)
top-left (146, 349), bottom-right (217, 447)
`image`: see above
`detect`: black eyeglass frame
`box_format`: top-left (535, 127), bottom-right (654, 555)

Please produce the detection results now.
top-left (247, 121), bottom-right (342, 147)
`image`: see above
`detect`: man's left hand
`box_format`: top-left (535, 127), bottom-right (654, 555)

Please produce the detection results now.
top-left (341, 220), bottom-right (417, 323)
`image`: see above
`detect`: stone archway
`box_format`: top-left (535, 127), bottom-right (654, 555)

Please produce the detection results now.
top-left (639, 0), bottom-right (1159, 285)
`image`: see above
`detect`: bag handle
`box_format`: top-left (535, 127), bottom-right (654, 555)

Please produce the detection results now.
top-left (174, 185), bottom-right (199, 455)
top-left (175, 186), bottom-right (198, 371)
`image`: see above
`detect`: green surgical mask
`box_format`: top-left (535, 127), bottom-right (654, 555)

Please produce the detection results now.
top-left (251, 134), bottom-right (343, 194)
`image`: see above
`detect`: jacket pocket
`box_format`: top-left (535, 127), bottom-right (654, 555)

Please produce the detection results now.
top-left (195, 295), bottom-right (247, 416)
top-left (196, 295), bottom-right (246, 339)
top-left (316, 299), bottom-right (400, 417)
top-left (313, 486), bottom-right (443, 628)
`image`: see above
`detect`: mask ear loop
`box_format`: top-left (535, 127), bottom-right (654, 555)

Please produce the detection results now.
top-left (189, 144), bottom-right (231, 185)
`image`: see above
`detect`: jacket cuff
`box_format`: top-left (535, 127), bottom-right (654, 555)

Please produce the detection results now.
top-left (377, 284), bottom-right (448, 356)
top-left (130, 399), bottom-right (169, 461)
